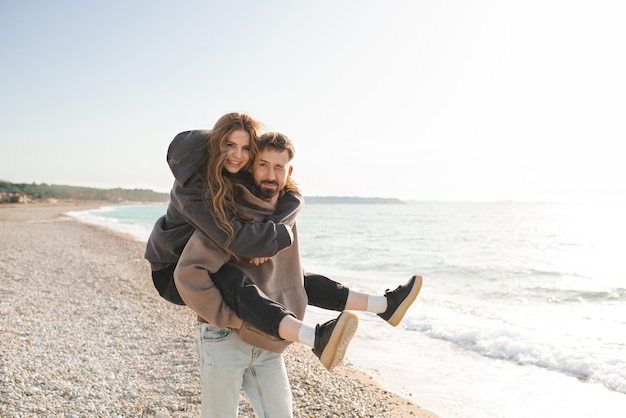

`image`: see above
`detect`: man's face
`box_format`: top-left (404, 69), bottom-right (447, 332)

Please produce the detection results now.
top-left (251, 148), bottom-right (293, 200)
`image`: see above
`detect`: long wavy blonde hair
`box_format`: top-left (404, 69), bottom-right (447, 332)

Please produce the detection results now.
top-left (202, 112), bottom-right (261, 245)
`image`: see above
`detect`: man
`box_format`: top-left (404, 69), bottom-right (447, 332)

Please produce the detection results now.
top-left (174, 133), bottom-right (359, 417)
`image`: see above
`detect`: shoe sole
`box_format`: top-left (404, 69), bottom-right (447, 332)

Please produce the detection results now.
top-left (387, 275), bottom-right (423, 327)
top-left (319, 311), bottom-right (359, 371)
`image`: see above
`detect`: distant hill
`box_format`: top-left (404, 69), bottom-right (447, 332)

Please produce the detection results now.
top-left (304, 196), bottom-right (404, 204)
top-left (0, 181), bottom-right (169, 203)
top-left (1, 181), bottom-right (403, 205)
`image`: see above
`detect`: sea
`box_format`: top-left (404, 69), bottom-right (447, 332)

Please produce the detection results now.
top-left (66, 201), bottom-right (626, 418)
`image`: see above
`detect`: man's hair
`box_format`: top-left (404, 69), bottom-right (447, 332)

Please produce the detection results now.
top-left (258, 132), bottom-right (295, 160)
top-left (258, 132), bottom-right (299, 193)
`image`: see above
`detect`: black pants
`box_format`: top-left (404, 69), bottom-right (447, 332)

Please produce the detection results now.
top-left (152, 264), bottom-right (350, 339)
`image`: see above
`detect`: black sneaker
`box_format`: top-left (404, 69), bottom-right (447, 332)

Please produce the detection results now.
top-left (378, 275), bottom-right (423, 327)
top-left (312, 311), bottom-right (359, 371)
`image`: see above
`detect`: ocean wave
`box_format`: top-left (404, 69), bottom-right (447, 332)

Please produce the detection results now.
top-left (525, 285), bottom-right (626, 304)
top-left (404, 309), bottom-right (626, 395)
top-left (66, 206), bottom-right (155, 242)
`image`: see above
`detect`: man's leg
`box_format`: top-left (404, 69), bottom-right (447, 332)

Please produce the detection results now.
top-left (196, 323), bottom-right (250, 418)
top-left (242, 347), bottom-right (293, 418)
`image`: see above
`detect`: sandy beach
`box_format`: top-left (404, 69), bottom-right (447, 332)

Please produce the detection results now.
top-left (0, 203), bottom-right (437, 417)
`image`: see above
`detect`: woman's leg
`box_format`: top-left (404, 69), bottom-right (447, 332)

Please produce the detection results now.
top-left (304, 271), bottom-right (389, 312)
top-left (151, 264), bottom-right (185, 305)
top-left (210, 263), bottom-right (291, 340)
top-left (304, 272), bottom-right (385, 311)
top-left (210, 263), bottom-right (359, 371)
top-left (305, 272), bottom-right (423, 327)
top-left (303, 272), bottom-right (350, 310)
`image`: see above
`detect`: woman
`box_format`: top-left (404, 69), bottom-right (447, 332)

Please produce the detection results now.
top-left (145, 113), bottom-right (422, 370)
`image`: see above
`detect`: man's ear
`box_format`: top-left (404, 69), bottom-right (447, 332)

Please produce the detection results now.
top-left (287, 166), bottom-right (293, 177)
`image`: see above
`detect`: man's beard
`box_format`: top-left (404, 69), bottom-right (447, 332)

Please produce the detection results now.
top-left (253, 180), bottom-right (279, 200)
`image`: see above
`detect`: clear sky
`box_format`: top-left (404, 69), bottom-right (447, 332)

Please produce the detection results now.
top-left (1, 1), bottom-right (625, 202)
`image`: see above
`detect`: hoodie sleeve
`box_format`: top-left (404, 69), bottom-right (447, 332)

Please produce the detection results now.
top-left (268, 190), bottom-right (304, 226)
top-left (174, 230), bottom-right (243, 329)
top-left (167, 131), bottom-right (302, 258)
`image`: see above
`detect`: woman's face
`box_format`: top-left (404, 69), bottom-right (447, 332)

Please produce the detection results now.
top-left (222, 129), bottom-right (251, 174)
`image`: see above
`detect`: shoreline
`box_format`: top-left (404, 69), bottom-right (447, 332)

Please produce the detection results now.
top-left (0, 204), bottom-right (437, 417)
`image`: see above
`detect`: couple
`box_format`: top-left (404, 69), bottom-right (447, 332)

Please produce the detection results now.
top-left (145, 113), bottom-right (423, 417)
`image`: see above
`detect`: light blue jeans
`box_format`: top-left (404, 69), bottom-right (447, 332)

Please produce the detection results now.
top-left (195, 323), bottom-right (293, 418)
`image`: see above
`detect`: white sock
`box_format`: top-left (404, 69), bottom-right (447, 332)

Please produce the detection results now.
top-left (297, 323), bottom-right (316, 348)
top-left (366, 295), bottom-right (388, 314)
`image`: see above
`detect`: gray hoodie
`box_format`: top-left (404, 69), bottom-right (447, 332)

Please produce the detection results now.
top-left (144, 130), bottom-right (302, 271)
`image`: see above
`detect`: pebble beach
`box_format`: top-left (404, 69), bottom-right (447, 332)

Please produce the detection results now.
top-left (0, 204), bottom-right (436, 418)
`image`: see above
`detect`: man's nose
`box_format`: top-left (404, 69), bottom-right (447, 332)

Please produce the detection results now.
top-left (266, 168), bottom-right (276, 180)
